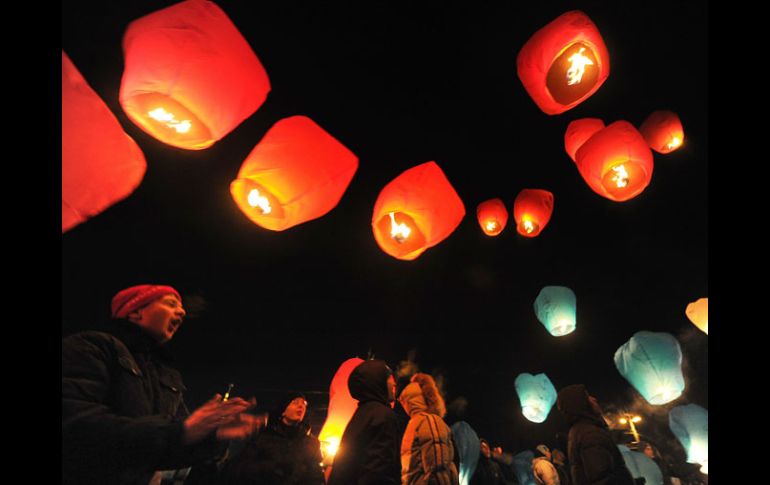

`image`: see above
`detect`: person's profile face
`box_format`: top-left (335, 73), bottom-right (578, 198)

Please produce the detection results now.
top-left (131, 294), bottom-right (186, 343)
top-left (480, 441), bottom-right (491, 458)
top-left (386, 375), bottom-right (396, 402)
top-left (282, 397), bottom-right (308, 425)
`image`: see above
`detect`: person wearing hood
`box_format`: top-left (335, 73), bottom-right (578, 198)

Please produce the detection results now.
top-left (470, 439), bottom-right (508, 485)
top-left (399, 373), bottom-right (459, 485)
top-left (532, 445), bottom-right (560, 485)
top-left (556, 385), bottom-right (635, 485)
top-left (327, 359), bottom-right (401, 485)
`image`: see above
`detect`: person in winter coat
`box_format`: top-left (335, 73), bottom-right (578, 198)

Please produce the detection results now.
top-left (398, 373), bottom-right (459, 485)
top-left (220, 392), bottom-right (325, 484)
top-left (551, 449), bottom-right (571, 485)
top-left (62, 284), bottom-right (261, 485)
top-left (556, 384), bottom-right (635, 485)
top-left (470, 439), bottom-right (507, 485)
top-left (532, 445), bottom-right (560, 485)
top-left (327, 359), bottom-right (401, 485)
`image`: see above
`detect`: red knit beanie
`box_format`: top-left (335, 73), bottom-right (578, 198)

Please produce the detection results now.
top-left (111, 285), bottom-right (181, 318)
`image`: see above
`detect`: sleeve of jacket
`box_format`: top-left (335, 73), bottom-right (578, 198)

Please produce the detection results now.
top-left (358, 408), bottom-right (402, 485)
top-left (576, 441), bottom-right (616, 485)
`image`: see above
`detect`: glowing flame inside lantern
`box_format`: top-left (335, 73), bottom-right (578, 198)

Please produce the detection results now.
top-left (148, 107), bottom-right (192, 133)
top-left (689, 441), bottom-right (708, 475)
top-left (566, 47), bottom-right (594, 85)
top-left (667, 136), bottom-right (682, 151)
top-left (389, 212), bottom-right (411, 243)
top-left (522, 218), bottom-right (538, 235)
top-left (654, 386), bottom-right (680, 404)
top-left (247, 188), bottom-right (272, 215)
top-left (485, 220), bottom-right (500, 233)
top-left (611, 164), bottom-right (630, 188)
top-left (322, 436), bottom-right (340, 459)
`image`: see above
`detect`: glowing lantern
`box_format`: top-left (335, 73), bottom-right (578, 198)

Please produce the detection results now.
top-left (618, 445), bottom-right (664, 485)
top-left (564, 118), bottom-right (605, 162)
top-left (120, 0), bottom-right (270, 150)
top-left (685, 298), bottom-right (708, 335)
top-left (669, 404), bottom-right (708, 475)
top-left (231, 116), bottom-right (358, 231)
top-left (572, 121), bottom-right (654, 202)
top-left (477, 199), bottom-right (508, 236)
top-left (62, 51), bottom-right (146, 233)
top-left (450, 421), bottom-right (480, 485)
top-left (534, 286), bottom-right (577, 336)
top-left (514, 373), bottom-right (557, 423)
top-left (640, 110), bottom-right (684, 154)
top-left (318, 357), bottom-right (364, 465)
top-left (614, 331), bottom-right (685, 405)
top-left (512, 450), bottom-right (537, 485)
top-left (372, 162), bottom-right (465, 260)
top-left (517, 11), bottom-right (610, 115)
top-left (513, 189), bottom-right (554, 237)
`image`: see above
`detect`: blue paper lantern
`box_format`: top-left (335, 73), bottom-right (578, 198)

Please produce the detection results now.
top-left (451, 421), bottom-right (480, 485)
top-left (617, 445), bottom-right (664, 485)
top-left (514, 373), bottom-right (557, 423)
top-left (511, 450), bottom-right (537, 485)
top-left (534, 286), bottom-right (577, 336)
top-left (669, 404), bottom-right (708, 475)
top-left (614, 331), bottom-right (685, 405)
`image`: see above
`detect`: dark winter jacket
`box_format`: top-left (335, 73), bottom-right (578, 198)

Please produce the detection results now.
top-left (327, 360), bottom-right (401, 485)
top-left (470, 456), bottom-right (507, 485)
top-left (62, 320), bottom-right (220, 485)
top-left (556, 385), bottom-right (635, 485)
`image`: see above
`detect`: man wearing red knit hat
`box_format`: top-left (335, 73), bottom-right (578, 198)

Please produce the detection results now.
top-left (63, 284), bottom-right (263, 485)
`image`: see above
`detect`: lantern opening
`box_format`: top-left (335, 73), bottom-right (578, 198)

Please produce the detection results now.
top-left (518, 217), bottom-right (540, 237)
top-left (522, 403), bottom-right (547, 423)
top-left (389, 212), bottom-right (412, 243)
top-left (546, 42), bottom-right (600, 105)
top-left (550, 317), bottom-right (576, 336)
top-left (667, 136), bottom-right (682, 151)
top-left (600, 161), bottom-right (648, 199)
top-left (650, 386), bottom-right (682, 405)
top-left (321, 436), bottom-right (340, 461)
top-left (122, 93), bottom-right (214, 150)
top-left (484, 220), bottom-right (501, 235)
top-left (374, 212), bottom-right (426, 258)
top-left (230, 178), bottom-right (286, 222)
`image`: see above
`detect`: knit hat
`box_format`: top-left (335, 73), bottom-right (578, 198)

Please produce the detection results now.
top-left (111, 285), bottom-right (181, 318)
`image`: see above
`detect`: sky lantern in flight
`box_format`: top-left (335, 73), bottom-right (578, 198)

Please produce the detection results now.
top-left (119, 0), bottom-right (271, 150)
top-left (571, 121), bottom-right (654, 202)
top-left (685, 298), bottom-right (708, 334)
top-left (639, 110), bottom-right (685, 154)
top-left (513, 189), bottom-right (554, 237)
top-left (62, 51), bottom-right (146, 233)
top-left (450, 421), bottom-right (480, 485)
top-left (372, 162), bottom-right (465, 260)
top-left (564, 118), bottom-right (605, 162)
top-left (669, 404), bottom-right (708, 475)
top-left (517, 10), bottom-right (610, 115)
top-left (614, 331), bottom-right (685, 405)
top-left (476, 199), bottom-right (508, 236)
top-left (231, 116), bottom-right (358, 231)
top-left (514, 373), bottom-right (557, 423)
top-left (318, 357), bottom-right (364, 465)
top-left (617, 445), bottom-right (664, 485)
top-left (534, 286), bottom-right (577, 336)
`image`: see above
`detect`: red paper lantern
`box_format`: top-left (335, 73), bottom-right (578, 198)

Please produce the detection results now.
top-left (120, 0), bottom-right (270, 150)
top-left (565, 118), bottom-right (605, 162)
top-left (513, 189), bottom-right (554, 237)
top-left (231, 116), bottom-right (358, 231)
top-left (517, 11), bottom-right (610, 115)
top-left (372, 162), bottom-right (465, 260)
top-left (318, 357), bottom-right (364, 464)
top-left (62, 51), bottom-right (146, 233)
top-left (574, 121), bottom-right (654, 202)
top-left (477, 199), bottom-right (508, 236)
top-left (640, 110), bottom-right (685, 154)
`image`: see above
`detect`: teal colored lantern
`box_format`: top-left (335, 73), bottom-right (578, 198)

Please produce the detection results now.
top-left (451, 421), bottom-right (480, 485)
top-left (514, 373), bottom-right (557, 423)
top-left (614, 331), bottom-right (685, 405)
top-left (669, 404), bottom-right (708, 475)
top-left (618, 445), bottom-right (664, 485)
top-left (534, 286), bottom-right (577, 336)
top-left (512, 450), bottom-right (537, 485)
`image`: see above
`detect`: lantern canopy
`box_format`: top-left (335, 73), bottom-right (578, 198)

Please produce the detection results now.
top-left (614, 331), bottom-right (685, 405)
top-left (513, 189), bottom-right (554, 237)
top-left (450, 421), bottom-right (480, 485)
top-left (640, 110), bottom-right (685, 154)
top-left (618, 445), bottom-right (664, 485)
top-left (534, 286), bottom-right (577, 336)
top-left (231, 116), bottom-right (359, 231)
top-left (574, 121), bottom-right (654, 202)
top-left (372, 162), bottom-right (465, 260)
top-left (514, 373), bottom-right (557, 423)
top-left (477, 198), bottom-right (508, 236)
top-left (565, 118), bottom-right (605, 162)
top-left (512, 450), bottom-right (537, 485)
top-left (669, 404), bottom-right (708, 475)
top-left (120, 0), bottom-right (271, 150)
top-left (685, 298), bottom-right (708, 335)
top-left (62, 51), bottom-right (146, 233)
top-left (517, 10), bottom-right (610, 115)
top-left (318, 357), bottom-right (364, 464)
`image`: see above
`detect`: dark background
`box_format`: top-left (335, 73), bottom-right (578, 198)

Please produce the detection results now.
top-left (62, 0), bottom-right (708, 456)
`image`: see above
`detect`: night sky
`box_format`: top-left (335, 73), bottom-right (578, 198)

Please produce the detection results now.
top-left (62, 1), bottom-right (708, 456)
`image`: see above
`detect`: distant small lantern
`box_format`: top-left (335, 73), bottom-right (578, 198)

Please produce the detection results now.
top-left (451, 421), bottom-right (480, 485)
top-left (685, 298), bottom-right (708, 335)
top-left (120, 0), bottom-right (271, 150)
top-left (517, 10), bottom-right (610, 115)
top-left (614, 331), bottom-right (685, 405)
top-left (669, 404), bottom-right (708, 475)
top-left (618, 445), bottom-right (664, 485)
top-left (640, 110), bottom-right (685, 154)
top-left (231, 116), bottom-right (358, 231)
top-left (372, 162), bottom-right (465, 260)
top-left (534, 286), bottom-right (577, 336)
top-left (476, 199), bottom-right (508, 236)
top-left (514, 373), bottom-right (557, 423)
top-left (572, 121), bottom-right (654, 202)
top-left (564, 118), bottom-right (605, 162)
top-left (513, 189), bottom-right (554, 237)
top-left (62, 51), bottom-right (146, 233)
top-left (318, 357), bottom-right (364, 465)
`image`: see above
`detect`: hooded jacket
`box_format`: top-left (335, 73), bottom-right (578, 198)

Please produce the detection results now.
top-left (532, 456), bottom-right (560, 485)
top-left (556, 385), bottom-right (634, 485)
top-left (327, 360), bottom-right (401, 485)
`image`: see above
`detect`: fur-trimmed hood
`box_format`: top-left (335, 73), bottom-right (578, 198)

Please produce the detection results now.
top-left (399, 373), bottom-right (446, 418)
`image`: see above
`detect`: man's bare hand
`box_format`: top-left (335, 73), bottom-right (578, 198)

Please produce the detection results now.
top-left (182, 395), bottom-right (256, 444)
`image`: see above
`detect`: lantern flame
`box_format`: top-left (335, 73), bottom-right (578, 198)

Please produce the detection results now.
top-left (247, 188), bottom-right (272, 214)
top-left (323, 436), bottom-right (340, 458)
top-left (148, 107), bottom-right (192, 133)
top-left (611, 164), bottom-right (630, 188)
top-left (667, 136), bottom-right (682, 150)
top-left (566, 47), bottom-right (594, 85)
top-left (389, 212), bottom-right (411, 243)
top-left (522, 219), bottom-right (536, 234)
top-left (485, 220), bottom-right (500, 233)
